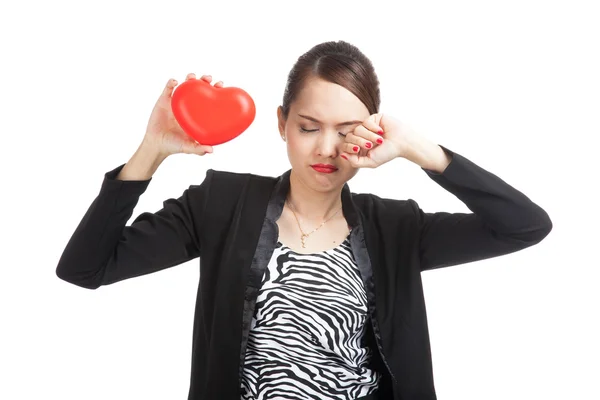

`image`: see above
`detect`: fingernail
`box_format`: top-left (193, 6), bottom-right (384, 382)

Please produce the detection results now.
top-left (353, 146), bottom-right (359, 152)
top-left (365, 142), bottom-right (372, 149)
top-left (377, 130), bottom-right (384, 135)
top-left (341, 154), bottom-right (348, 160)
top-left (376, 138), bottom-right (383, 144)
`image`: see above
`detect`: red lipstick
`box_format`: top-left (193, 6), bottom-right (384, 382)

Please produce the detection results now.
top-left (311, 164), bottom-right (338, 174)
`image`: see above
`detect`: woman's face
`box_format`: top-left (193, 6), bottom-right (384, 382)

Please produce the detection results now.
top-left (277, 77), bottom-right (371, 193)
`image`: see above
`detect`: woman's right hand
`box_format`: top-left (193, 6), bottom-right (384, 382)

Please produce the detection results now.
top-left (143, 73), bottom-right (223, 157)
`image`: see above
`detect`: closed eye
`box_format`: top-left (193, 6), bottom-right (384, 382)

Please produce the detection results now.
top-left (300, 127), bottom-right (347, 137)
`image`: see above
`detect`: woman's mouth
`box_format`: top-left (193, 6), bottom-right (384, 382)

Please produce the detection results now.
top-left (311, 164), bottom-right (338, 174)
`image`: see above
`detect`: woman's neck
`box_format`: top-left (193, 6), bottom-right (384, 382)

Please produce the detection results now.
top-left (287, 169), bottom-right (343, 222)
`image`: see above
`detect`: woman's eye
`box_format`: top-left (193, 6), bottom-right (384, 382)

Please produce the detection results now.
top-left (300, 127), bottom-right (347, 137)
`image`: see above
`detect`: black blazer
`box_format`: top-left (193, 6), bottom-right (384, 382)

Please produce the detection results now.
top-left (56, 145), bottom-right (552, 399)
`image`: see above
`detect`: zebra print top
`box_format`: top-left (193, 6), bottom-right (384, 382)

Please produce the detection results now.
top-left (240, 235), bottom-right (382, 399)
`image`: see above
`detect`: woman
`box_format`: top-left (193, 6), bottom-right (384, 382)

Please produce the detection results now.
top-left (56, 41), bottom-right (553, 400)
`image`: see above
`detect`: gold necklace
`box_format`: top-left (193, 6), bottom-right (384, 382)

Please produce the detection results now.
top-left (287, 199), bottom-right (343, 248)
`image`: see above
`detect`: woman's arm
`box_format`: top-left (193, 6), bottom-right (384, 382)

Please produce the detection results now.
top-left (411, 145), bottom-right (552, 271)
top-left (55, 144), bottom-right (213, 289)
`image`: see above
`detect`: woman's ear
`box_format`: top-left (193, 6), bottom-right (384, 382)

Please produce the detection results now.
top-left (276, 106), bottom-right (286, 141)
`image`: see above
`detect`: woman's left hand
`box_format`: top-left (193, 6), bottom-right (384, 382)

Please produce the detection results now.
top-left (341, 113), bottom-right (419, 168)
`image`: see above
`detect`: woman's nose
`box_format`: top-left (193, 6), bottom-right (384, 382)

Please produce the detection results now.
top-left (317, 132), bottom-right (339, 157)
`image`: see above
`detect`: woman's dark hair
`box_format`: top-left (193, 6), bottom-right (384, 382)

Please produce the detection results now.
top-left (280, 40), bottom-right (381, 120)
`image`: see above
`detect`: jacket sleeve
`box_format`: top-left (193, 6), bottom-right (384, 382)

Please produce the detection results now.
top-left (55, 163), bottom-right (213, 289)
top-left (412, 145), bottom-right (553, 272)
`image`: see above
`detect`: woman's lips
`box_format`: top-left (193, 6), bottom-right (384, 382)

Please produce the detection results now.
top-left (311, 165), bottom-right (338, 173)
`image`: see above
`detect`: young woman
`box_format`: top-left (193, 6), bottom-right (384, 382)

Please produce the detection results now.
top-left (56, 40), bottom-right (553, 400)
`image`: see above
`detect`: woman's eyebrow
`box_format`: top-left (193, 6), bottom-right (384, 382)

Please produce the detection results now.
top-left (297, 113), bottom-right (362, 126)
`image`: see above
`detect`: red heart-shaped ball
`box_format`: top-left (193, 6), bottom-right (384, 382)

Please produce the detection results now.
top-left (171, 79), bottom-right (256, 146)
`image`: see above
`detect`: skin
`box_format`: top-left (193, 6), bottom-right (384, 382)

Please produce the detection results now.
top-left (276, 76), bottom-right (369, 252)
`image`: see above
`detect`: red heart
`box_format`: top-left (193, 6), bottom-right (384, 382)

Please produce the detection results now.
top-left (171, 79), bottom-right (256, 146)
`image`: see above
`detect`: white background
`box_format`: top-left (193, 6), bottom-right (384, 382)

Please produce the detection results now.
top-left (1, 0), bottom-right (598, 399)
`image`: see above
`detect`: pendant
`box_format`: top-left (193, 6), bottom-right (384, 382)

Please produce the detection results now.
top-left (301, 234), bottom-right (308, 248)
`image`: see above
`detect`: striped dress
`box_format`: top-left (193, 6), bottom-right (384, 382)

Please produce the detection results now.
top-left (240, 234), bottom-right (381, 399)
